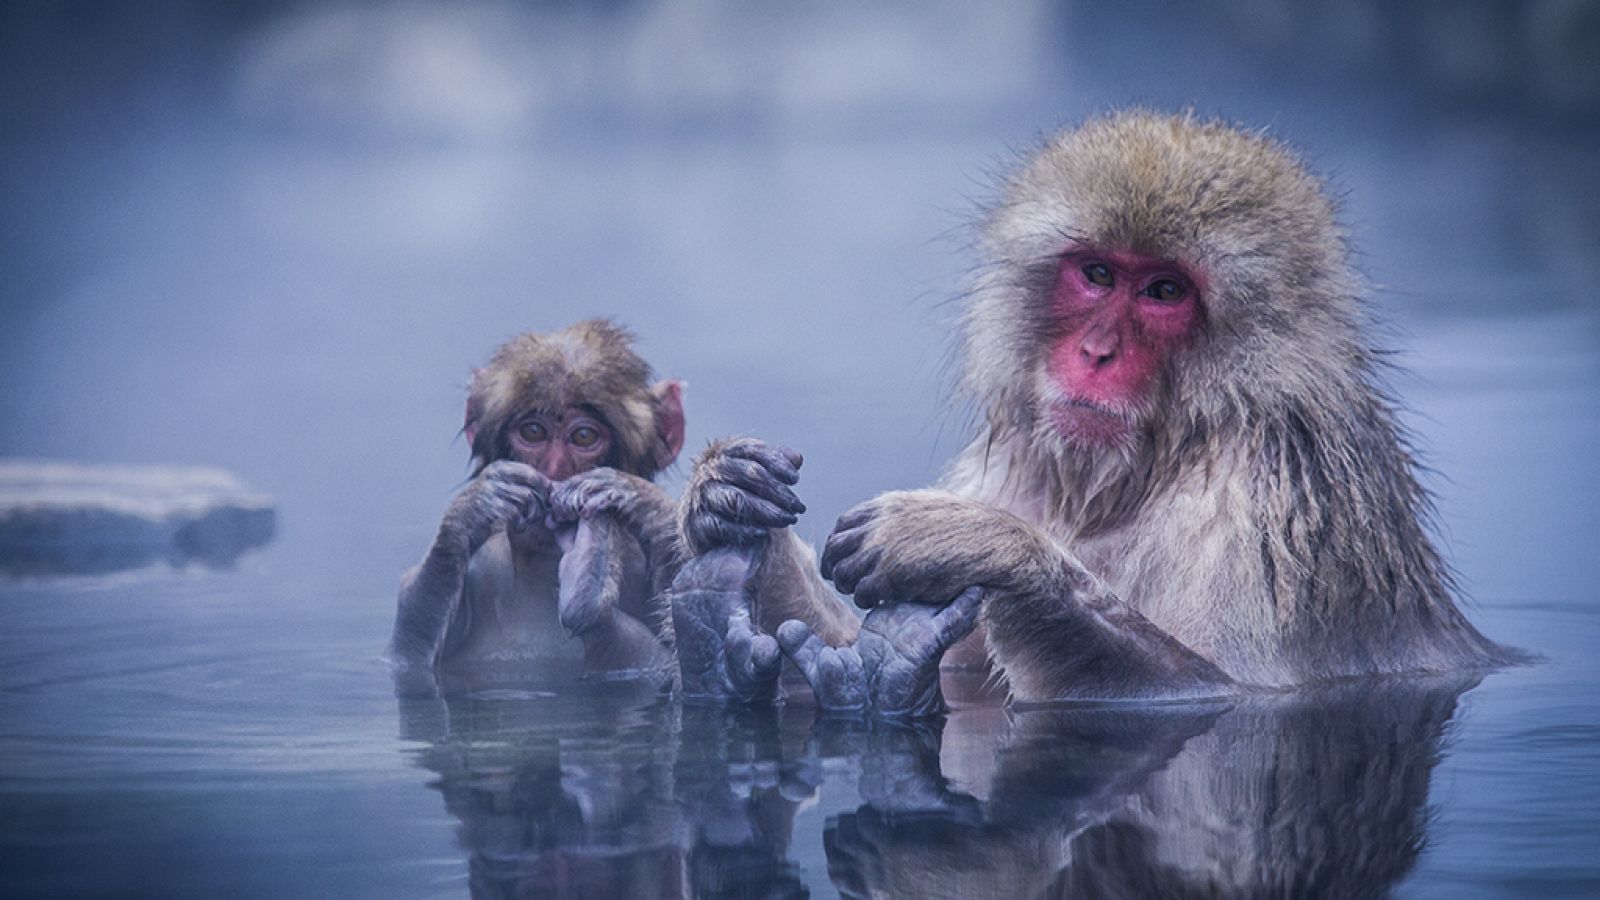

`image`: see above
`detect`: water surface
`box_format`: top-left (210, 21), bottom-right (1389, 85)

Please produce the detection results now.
top-left (2, 3), bottom-right (1598, 897)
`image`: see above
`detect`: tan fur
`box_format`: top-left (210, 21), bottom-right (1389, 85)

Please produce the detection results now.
top-left (391, 320), bottom-right (683, 686)
top-left (686, 112), bottom-right (1512, 706)
top-left (678, 439), bottom-right (860, 645)
top-left (466, 319), bottom-right (669, 479)
top-left (951, 110), bottom-right (1513, 691)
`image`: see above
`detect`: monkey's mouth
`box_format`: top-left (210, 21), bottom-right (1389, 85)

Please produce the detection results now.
top-left (1049, 398), bottom-right (1135, 447)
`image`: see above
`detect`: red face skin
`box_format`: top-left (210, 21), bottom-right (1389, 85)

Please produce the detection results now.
top-left (1045, 250), bottom-right (1204, 448)
top-left (506, 407), bottom-right (614, 481)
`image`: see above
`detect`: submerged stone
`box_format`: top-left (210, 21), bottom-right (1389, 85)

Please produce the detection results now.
top-left (0, 460), bottom-right (276, 577)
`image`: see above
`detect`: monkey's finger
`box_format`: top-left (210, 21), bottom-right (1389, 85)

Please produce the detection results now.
top-left (748, 633), bottom-right (782, 683)
top-left (728, 440), bottom-right (803, 471)
top-left (852, 572), bottom-right (945, 610)
top-left (571, 487), bottom-right (625, 519)
top-left (777, 620), bottom-right (825, 679)
top-left (546, 490), bottom-right (582, 523)
top-left (703, 483), bottom-right (797, 529)
top-left (927, 587), bottom-right (985, 653)
top-left (725, 612), bottom-right (753, 655)
top-left (820, 527), bottom-right (870, 580)
top-left (483, 460), bottom-right (550, 492)
top-left (778, 621), bottom-right (866, 711)
top-left (488, 479), bottom-right (539, 511)
top-left (512, 495), bottom-right (549, 528)
top-left (546, 476), bottom-right (583, 505)
top-left (548, 473), bottom-right (608, 511)
top-left (723, 441), bottom-right (803, 485)
top-left (713, 467), bottom-right (805, 515)
top-left (710, 457), bottom-right (801, 510)
top-left (485, 490), bottom-right (538, 528)
top-left (728, 615), bottom-right (781, 692)
top-left (509, 498), bottom-right (553, 535)
top-left (850, 571), bottom-right (894, 609)
top-left (826, 544), bottom-right (882, 595)
top-left (832, 503), bottom-right (880, 535)
top-left (688, 515), bottom-right (772, 549)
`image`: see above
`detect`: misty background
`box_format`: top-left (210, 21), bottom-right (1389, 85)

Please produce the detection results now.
top-left (3, 1), bottom-right (1595, 580)
top-left (1, 2), bottom-right (1598, 896)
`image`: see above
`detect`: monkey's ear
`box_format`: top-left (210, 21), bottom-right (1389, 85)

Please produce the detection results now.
top-left (651, 379), bottom-right (686, 469)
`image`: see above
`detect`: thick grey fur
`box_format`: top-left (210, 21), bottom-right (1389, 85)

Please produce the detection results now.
top-left (673, 111), bottom-right (1517, 709)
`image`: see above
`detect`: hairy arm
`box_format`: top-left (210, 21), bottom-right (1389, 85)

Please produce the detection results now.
top-left (387, 461), bottom-right (548, 671)
top-left (678, 438), bottom-right (860, 643)
top-left (667, 438), bottom-right (866, 704)
top-left (821, 490), bottom-right (1234, 703)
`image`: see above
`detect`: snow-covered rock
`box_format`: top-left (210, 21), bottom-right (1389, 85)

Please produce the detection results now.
top-left (0, 460), bottom-right (276, 577)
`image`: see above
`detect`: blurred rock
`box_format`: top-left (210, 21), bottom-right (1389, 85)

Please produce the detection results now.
top-left (0, 460), bottom-right (275, 577)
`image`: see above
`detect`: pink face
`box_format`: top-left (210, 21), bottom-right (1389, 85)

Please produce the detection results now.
top-left (506, 407), bottom-right (614, 481)
top-left (1044, 249), bottom-right (1204, 448)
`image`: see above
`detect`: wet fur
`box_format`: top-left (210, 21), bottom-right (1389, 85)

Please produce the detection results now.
top-left (679, 439), bottom-right (859, 645)
top-left (940, 111), bottom-right (1515, 696)
top-left (676, 111), bottom-right (1514, 706)
top-left (391, 322), bottom-right (681, 684)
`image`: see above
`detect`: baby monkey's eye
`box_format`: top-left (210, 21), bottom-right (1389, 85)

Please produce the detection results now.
top-left (1082, 263), bottom-right (1114, 287)
top-left (517, 420), bottom-right (548, 443)
top-left (569, 425), bottom-right (600, 448)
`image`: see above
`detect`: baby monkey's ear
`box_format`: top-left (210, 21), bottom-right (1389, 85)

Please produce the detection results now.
top-left (651, 380), bottom-right (686, 470)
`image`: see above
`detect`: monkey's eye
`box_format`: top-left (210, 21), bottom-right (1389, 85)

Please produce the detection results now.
top-left (1082, 263), bottom-right (1114, 287)
top-left (1142, 279), bottom-right (1186, 303)
top-left (517, 420), bottom-right (549, 443)
top-left (569, 425), bottom-right (601, 449)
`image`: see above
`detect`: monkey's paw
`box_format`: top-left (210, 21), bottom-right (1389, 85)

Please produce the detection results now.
top-left (549, 467), bottom-right (653, 522)
top-left (666, 545), bottom-right (782, 705)
top-left (821, 490), bottom-right (1053, 610)
top-left (450, 460), bottom-right (552, 555)
top-left (680, 438), bottom-right (806, 554)
top-left (778, 586), bottom-right (984, 718)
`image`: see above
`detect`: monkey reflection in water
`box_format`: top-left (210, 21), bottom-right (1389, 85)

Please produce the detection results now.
top-left (387, 320), bottom-right (688, 695)
top-left (396, 687), bottom-right (814, 899)
top-left (669, 111), bottom-right (1518, 714)
top-left (394, 675), bottom-right (1476, 898)
top-left (823, 676), bottom-right (1477, 898)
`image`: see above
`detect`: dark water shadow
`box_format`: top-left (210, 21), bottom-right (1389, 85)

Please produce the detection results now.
top-left (394, 673), bottom-right (1477, 898)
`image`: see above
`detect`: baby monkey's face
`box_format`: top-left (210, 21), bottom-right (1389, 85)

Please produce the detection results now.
top-left (507, 406), bottom-right (614, 482)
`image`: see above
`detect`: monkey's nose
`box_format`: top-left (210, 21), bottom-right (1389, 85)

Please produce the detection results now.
top-left (1080, 335), bottom-right (1119, 370)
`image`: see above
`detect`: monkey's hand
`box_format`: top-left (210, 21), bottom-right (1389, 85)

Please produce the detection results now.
top-left (443, 460), bottom-right (552, 557)
top-left (549, 467), bottom-right (668, 524)
top-left (823, 494), bottom-right (1236, 703)
top-left (777, 587), bottom-right (983, 718)
top-left (680, 438), bottom-right (806, 554)
top-left (821, 489), bottom-right (1061, 610)
top-left (666, 544), bottom-right (783, 705)
top-left (391, 461), bottom-right (550, 673)
top-left (550, 466), bottom-right (680, 589)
